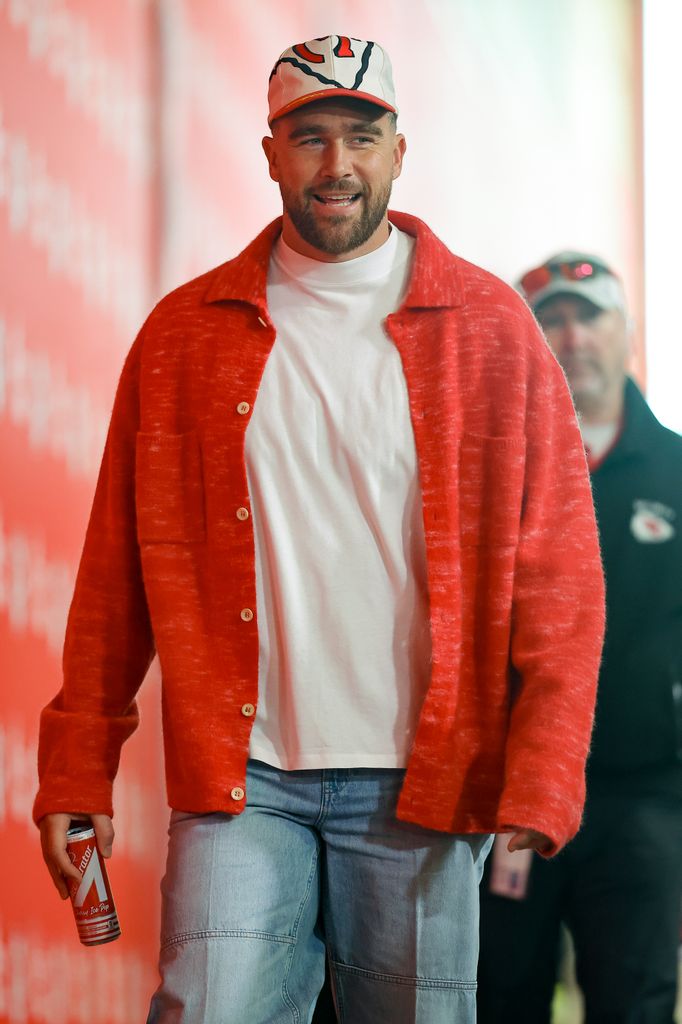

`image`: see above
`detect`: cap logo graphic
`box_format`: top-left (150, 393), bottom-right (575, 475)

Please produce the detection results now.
top-left (334, 37), bottom-right (355, 58)
top-left (630, 499), bottom-right (676, 544)
top-left (267, 35), bottom-right (397, 124)
top-left (292, 42), bottom-right (325, 63)
top-left (270, 37), bottom-right (374, 93)
top-left (292, 38), bottom-right (356, 63)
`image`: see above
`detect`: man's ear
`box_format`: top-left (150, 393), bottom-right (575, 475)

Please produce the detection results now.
top-left (392, 133), bottom-right (407, 181)
top-left (262, 135), bottom-right (279, 183)
top-left (624, 312), bottom-right (637, 359)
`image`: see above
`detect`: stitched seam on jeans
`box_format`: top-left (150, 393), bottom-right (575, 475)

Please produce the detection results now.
top-left (281, 942), bottom-right (301, 1024)
top-left (280, 844), bottom-right (320, 1022)
top-left (330, 959), bottom-right (477, 991)
top-left (160, 929), bottom-right (296, 951)
top-left (313, 775), bottom-right (331, 828)
top-left (331, 963), bottom-right (346, 1023)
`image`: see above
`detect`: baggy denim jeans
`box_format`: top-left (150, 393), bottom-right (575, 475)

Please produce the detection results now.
top-left (147, 760), bottom-right (492, 1023)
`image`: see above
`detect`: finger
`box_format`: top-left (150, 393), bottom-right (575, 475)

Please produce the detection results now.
top-left (43, 842), bottom-right (83, 885)
top-left (45, 858), bottom-right (74, 900)
top-left (40, 814), bottom-right (83, 898)
top-left (509, 831), bottom-right (552, 854)
top-left (91, 814), bottom-right (115, 858)
top-left (507, 831), bottom-right (528, 852)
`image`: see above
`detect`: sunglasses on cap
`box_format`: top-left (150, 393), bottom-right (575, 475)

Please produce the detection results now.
top-left (520, 257), bottom-right (613, 303)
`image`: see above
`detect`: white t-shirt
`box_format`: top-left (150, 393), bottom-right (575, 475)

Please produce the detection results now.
top-left (245, 226), bottom-right (432, 769)
top-left (580, 420), bottom-right (620, 462)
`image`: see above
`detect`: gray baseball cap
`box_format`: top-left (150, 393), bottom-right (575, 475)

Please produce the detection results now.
top-left (519, 251), bottom-right (626, 314)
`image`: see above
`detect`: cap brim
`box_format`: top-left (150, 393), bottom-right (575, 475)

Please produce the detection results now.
top-left (269, 89), bottom-right (397, 124)
top-left (530, 277), bottom-right (623, 314)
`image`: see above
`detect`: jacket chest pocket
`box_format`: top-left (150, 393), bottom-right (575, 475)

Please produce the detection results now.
top-left (136, 430), bottom-right (206, 543)
top-left (458, 434), bottom-right (526, 547)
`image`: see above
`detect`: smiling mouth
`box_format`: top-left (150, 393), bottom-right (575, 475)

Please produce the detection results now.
top-left (313, 193), bottom-right (361, 208)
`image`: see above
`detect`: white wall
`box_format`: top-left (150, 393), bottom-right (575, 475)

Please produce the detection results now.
top-left (643, 0), bottom-right (682, 432)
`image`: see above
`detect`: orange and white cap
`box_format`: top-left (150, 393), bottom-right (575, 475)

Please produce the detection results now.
top-left (268, 35), bottom-right (398, 124)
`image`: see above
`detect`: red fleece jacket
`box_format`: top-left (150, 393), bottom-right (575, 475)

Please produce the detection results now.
top-left (34, 213), bottom-right (605, 854)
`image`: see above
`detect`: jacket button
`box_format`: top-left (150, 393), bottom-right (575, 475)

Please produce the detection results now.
top-left (240, 608), bottom-right (254, 622)
top-left (231, 787), bottom-right (245, 801)
top-left (241, 703), bottom-right (255, 717)
top-left (237, 402), bottom-right (250, 415)
top-left (236, 507), bottom-right (250, 521)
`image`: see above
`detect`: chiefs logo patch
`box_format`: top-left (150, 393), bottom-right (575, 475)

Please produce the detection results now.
top-left (630, 499), bottom-right (676, 543)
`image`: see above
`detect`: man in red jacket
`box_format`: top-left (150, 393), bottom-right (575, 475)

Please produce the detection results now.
top-left (36, 37), bottom-right (604, 1023)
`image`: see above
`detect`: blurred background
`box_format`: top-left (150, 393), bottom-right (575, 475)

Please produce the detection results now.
top-left (1, 0), bottom-right (680, 1020)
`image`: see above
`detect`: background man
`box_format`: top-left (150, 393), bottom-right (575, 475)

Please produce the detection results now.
top-left (35, 41), bottom-right (604, 1023)
top-left (478, 252), bottom-right (682, 1023)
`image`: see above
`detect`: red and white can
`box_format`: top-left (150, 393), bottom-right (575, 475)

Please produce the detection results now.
top-left (66, 820), bottom-right (121, 946)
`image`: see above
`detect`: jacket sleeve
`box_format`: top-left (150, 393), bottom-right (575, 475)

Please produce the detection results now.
top-left (33, 330), bottom-right (155, 824)
top-left (497, 322), bottom-right (605, 855)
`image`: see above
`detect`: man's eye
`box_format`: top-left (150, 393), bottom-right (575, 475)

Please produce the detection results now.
top-left (352, 136), bottom-right (375, 144)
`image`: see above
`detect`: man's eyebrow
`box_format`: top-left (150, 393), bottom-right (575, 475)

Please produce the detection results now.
top-left (287, 121), bottom-right (385, 140)
top-left (347, 122), bottom-right (385, 137)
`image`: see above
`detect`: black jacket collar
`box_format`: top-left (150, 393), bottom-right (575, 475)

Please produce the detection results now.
top-left (600, 377), bottom-right (662, 466)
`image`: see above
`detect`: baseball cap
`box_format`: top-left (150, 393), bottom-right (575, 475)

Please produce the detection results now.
top-left (268, 35), bottom-right (398, 124)
top-left (519, 251), bottom-right (627, 314)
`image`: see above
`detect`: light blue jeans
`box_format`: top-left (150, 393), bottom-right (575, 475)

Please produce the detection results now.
top-left (147, 760), bottom-right (492, 1023)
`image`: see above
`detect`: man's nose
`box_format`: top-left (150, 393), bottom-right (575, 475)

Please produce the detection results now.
top-left (320, 140), bottom-right (353, 179)
top-left (561, 320), bottom-right (590, 352)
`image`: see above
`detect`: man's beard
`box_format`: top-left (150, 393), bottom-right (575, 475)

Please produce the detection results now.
top-left (280, 179), bottom-right (393, 256)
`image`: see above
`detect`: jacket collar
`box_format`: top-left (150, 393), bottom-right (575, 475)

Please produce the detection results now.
top-left (603, 376), bottom-right (662, 464)
top-left (203, 211), bottom-right (464, 311)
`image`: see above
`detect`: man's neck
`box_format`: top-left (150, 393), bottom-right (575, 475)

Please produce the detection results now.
top-left (576, 384), bottom-right (625, 427)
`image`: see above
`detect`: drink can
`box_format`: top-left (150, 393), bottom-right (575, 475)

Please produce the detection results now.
top-left (66, 820), bottom-right (121, 946)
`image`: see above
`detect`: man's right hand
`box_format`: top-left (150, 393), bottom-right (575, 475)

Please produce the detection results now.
top-left (40, 813), bottom-right (114, 899)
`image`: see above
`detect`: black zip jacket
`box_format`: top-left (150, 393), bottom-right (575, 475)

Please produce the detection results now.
top-left (587, 377), bottom-right (682, 797)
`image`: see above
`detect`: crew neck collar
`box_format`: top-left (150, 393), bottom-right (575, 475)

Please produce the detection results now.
top-left (272, 226), bottom-right (405, 288)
